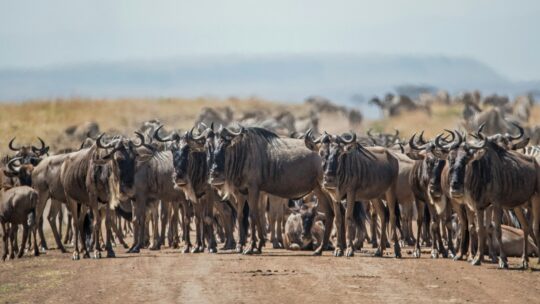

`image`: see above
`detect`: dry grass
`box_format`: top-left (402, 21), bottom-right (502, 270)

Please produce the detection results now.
top-left (1, 97), bottom-right (539, 155)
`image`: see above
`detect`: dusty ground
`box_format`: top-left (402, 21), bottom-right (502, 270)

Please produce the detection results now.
top-left (1, 234), bottom-right (539, 304)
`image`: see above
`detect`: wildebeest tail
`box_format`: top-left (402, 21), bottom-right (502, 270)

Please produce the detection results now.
top-left (394, 202), bottom-right (402, 231)
top-left (353, 201), bottom-right (367, 225)
top-left (423, 203), bottom-right (430, 227)
top-left (115, 205), bottom-right (133, 221)
top-left (242, 201), bottom-right (250, 233)
top-left (83, 211), bottom-right (93, 248)
top-left (506, 209), bottom-right (521, 229)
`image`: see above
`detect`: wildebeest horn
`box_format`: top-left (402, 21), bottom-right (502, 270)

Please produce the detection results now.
top-left (367, 128), bottom-right (374, 138)
top-left (7, 157), bottom-right (22, 173)
top-left (153, 125), bottom-right (178, 142)
top-left (476, 123), bottom-right (486, 139)
top-left (443, 129), bottom-right (455, 143)
top-left (418, 131), bottom-right (427, 145)
top-left (467, 136), bottom-right (488, 150)
top-left (341, 132), bottom-right (357, 144)
top-left (210, 122), bottom-right (214, 131)
top-left (507, 122), bottom-right (524, 141)
top-left (32, 137), bottom-right (48, 155)
top-left (190, 127), bottom-right (206, 141)
top-left (448, 130), bottom-right (464, 150)
top-left (96, 133), bottom-right (116, 149)
top-left (409, 133), bottom-right (428, 150)
top-left (228, 126), bottom-right (244, 136)
top-left (8, 137), bottom-right (20, 151)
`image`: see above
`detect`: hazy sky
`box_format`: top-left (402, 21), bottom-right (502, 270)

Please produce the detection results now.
top-left (1, 0), bottom-right (539, 80)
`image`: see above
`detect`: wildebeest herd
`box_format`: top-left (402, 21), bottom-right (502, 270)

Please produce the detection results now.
top-left (2, 94), bottom-right (540, 272)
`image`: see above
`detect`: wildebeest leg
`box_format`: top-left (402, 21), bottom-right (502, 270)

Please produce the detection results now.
top-left (332, 199), bottom-right (345, 257)
top-left (472, 208), bottom-right (485, 266)
top-left (2, 223), bottom-right (8, 261)
top-left (17, 224), bottom-right (30, 258)
top-left (465, 208), bottom-right (477, 261)
top-left (344, 193), bottom-right (356, 257)
top-left (490, 206), bottom-right (508, 268)
top-left (159, 201), bottom-right (170, 248)
top-left (244, 188), bottom-right (263, 254)
top-left (64, 212), bottom-right (73, 245)
top-left (8, 225), bottom-right (16, 260)
top-left (204, 197), bottom-right (218, 253)
top-left (531, 195), bottom-right (540, 265)
top-left (413, 200), bottom-right (424, 258)
top-left (370, 202), bottom-right (378, 248)
top-left (236, 199), bottom-right (248, 253)
top-left (427, 204), bottom-right (444, 258)
top-left (149, 202), bottom-right (161, 250)
top-left (371, 199), bottom-right (387, 257)
top-left (192, 203), bottom-right (203, 253)
top-left (48, 199), bottom-right (66, 253)
top-left (276, 201), bottom-right (284, 249)
top-left (128, 198), bottom-right (145, 254)
top-left (313, 187), bottom-right (334, 255)
top-left (443, 206), bottom-right (455, 258)
top-left (180, 201), bottom-right (192, 253)
top-left (103, 207), bottom-right (115, 258)
top-left (169, 201), bottom-right (180, 249)
top-left (37, 216), bottom-right (48, 251)
top-left (65, 199), bottom-right (81, 260)
top-left (386, 190), bottom-right (401, 258)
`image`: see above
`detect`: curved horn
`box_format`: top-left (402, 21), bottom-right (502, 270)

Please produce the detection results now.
top-left (8, 137), bottom-right (20, 151)
top-left (134, 132), bottom-right (156, 151)
top-left (507, 122), bottom-right (524, 141)
top-left (443, 129), bottom-right (455, 143)
top-left (341, 132), bottom-right (357, 144)
top-left (153, 125), bottom-right (177, 142)
top-left (434, 133), bottom-right (449, 152)
top-left (96, 133), bottom-right (116, 149)
top-left (476, 123), bottom-right (486, 139)
top-left (418, 131), bottom-right (427, 145)
top-left (409, 133), bottom-right (427, 150)
top-left (227, 125), bottom-right (244, 136)
top-left (367, 128), bottom-right (374, 138)
top-left (7, 157), bottom-right (22, 173)
top-left (190, 127), bottom-right (205, 141)
top-left (449, 130), bottom-right (464, 150)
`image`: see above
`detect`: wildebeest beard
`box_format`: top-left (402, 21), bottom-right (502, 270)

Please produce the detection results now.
top-left (222, 127), bottom-right (284, 187)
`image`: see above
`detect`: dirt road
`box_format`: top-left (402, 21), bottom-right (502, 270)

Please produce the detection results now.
top-left (1, 240), bottom-right (539, 304)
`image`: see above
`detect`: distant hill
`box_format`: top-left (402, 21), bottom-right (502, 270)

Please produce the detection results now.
top-left (1, 54), bottom-right (538, 108)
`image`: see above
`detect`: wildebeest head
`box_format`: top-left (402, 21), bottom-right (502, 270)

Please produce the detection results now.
top-left (3, 157), bottom-right (34, 187)
top-left (96, 133), bottom-right (153, 199)
top-left (407, 131), bottom-right (449, 199)
top-left (304, 129), bottom-right (331, 170)
top-left (435, 129), bottom-right (488, 198)
top-left (321, 132), bottom-right (358, 189)
top-left (289, 199), bottom-right (324, 247)
top-left (208, 125), bottom-right (246, 185)
top-left (8, 137), bottom-right (49, 166)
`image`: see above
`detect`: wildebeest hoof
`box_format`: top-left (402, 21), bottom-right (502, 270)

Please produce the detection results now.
top-left (453, 254), bottom-right (463, 261)
top-left (374, 248), bottom-right (383, 257)
top-left (149, 246), bottom-right (160, 251)
top-left (128, 247), bottom-right (140, 254)
top-left (122, 243), bottom-right (129, 249)
top-left (272, 242), bottom-right (281, 249)
top-left (243, 247), bottom-right (255, 255)
top-left (59, 247), bottom-right (67, 254)
top-left (40, 247), bottom-right (47, 253)
top-left (471, 257), bottom-right (481, 266)
top-left (93, 250), bottom-right (102, 259)
top-left (447, 252), bottom-right (455, 259)
top-left (191, 247), bottom-right (202, 253)
top-left (521, 259), bottom-right (528, 270)
top-left (208, 247), bottom-right (218, 254)
top-left (312, 249), bottom-right (322, 256)
top-left (431, 249), bottom-right (439, 259)
top-left (371, 242), bottom-right (378, 249)
top-left (182, 246), bottom-right (191, 254)
top-left (107, 250), bottom-right (116, 258)
top-left (345, 247), bottom-right (354, 257)
top-left (413, 248), bottom-right (421, 258)
top-left (72, 252), bottom-right (80, 260)
top-left (333, 248), bottom-right (343, 257)
top-left (497, 258), bottom-right (509, 269)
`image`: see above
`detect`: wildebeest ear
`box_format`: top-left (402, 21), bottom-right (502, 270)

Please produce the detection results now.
top-left (406, 150), bottom-right (424, 160)
top-left (3, 169), bottom-right (17, 177)
top-left (471, 149), bottom-right (486, 161)
top-left (314, 212), bottom-right (326, 222)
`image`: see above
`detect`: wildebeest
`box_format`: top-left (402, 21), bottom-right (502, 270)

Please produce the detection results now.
top-left (439, 128), bottom-right (540, 268)
top-left (154, 126), bottom-right (219, 253)
top-left (207, 125), bottom-right (335, 255)
top-left (283, 200), bottom-right (325, 250)
top-left (60, 138), bottom-right (120, 259)
top-left (0, 183), bottom-right (39, 260)
top-left (311, 132), bottom-right (400, 257)
top-left (101, 133), bottom-right (188, 254)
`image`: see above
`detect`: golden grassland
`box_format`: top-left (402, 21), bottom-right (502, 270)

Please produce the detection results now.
top-left (1, 97), bottom-right (540, 154)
